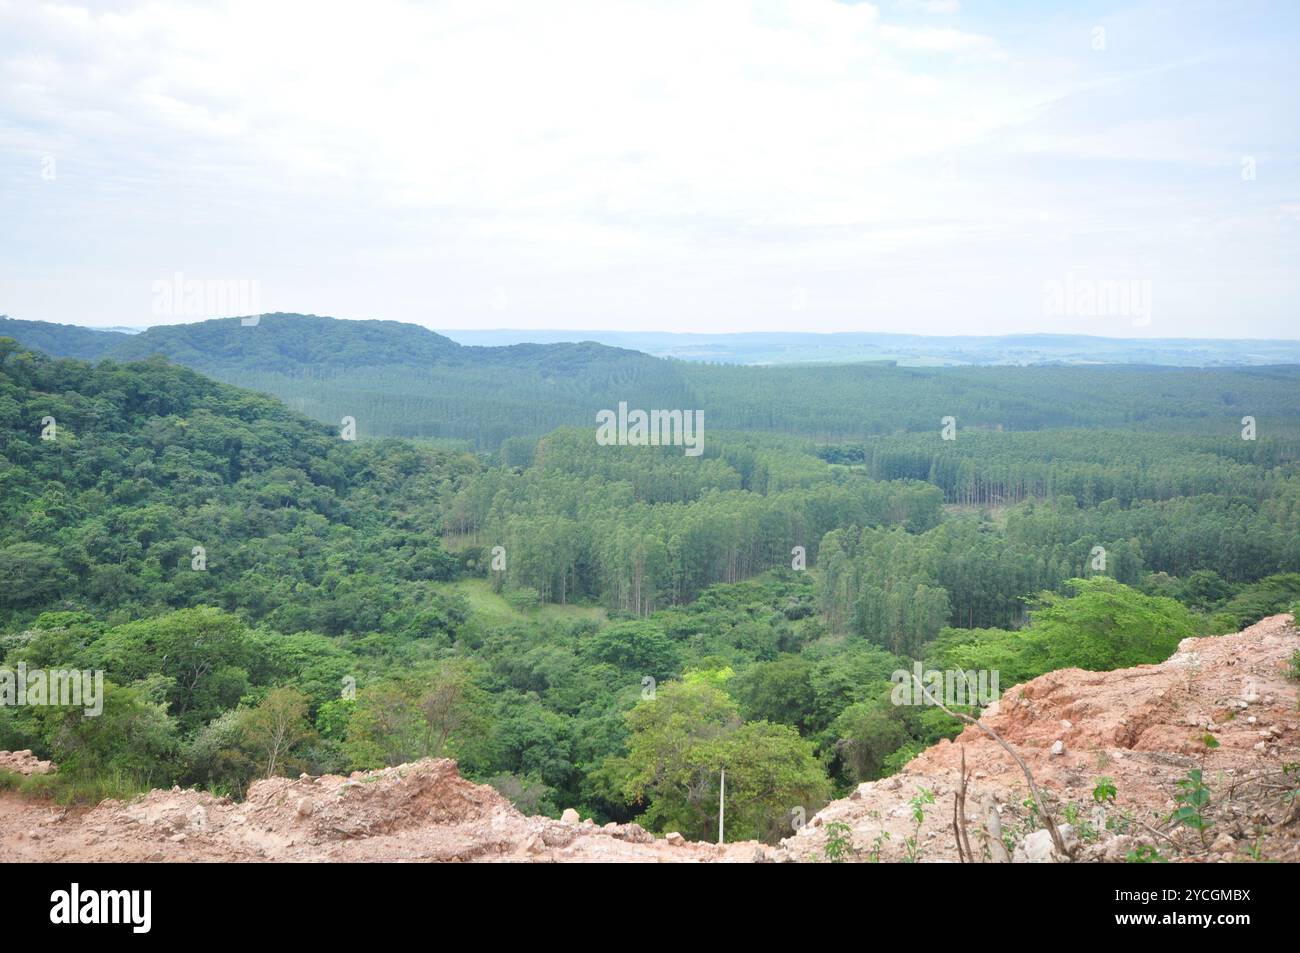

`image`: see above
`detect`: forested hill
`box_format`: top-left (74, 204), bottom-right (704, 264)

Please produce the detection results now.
top-left (1, 314), bottom-right (694, 447)
top-left (103, 313), bottom-right (464, 372)
top-left (0, 316), bottom-right (130, 361)
top-left (3, 338), bottom-right (1299, 830)
top-left (5, 313), bottom-right (1300, 448)
top-left (0, 338), bottom-right (466, 633)
top-left (445, 328), bottom-right (1300, 367)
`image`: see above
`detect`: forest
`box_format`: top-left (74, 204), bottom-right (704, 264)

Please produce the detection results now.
top-left (2, 325), bottom-right (1299, 844)
top-left (5, 313), bottom-right (1300, 447)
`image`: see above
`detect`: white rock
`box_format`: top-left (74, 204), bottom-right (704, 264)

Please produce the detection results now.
top-left (1012, 824), bottom-right (1076, 863)
top-left (1050, 740), bottom-right (1066, 756)
top-left (560, 808), bottom-right (581, 824)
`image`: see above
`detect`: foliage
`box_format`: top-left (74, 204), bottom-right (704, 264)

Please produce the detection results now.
top-left (600, 679), bottom-right (829, 843)
top-left (2, 336), bottom-right (1299, 835)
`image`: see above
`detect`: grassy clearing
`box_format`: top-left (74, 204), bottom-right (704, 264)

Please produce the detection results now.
top-left (446, 578), bottom-right (608, 629)
top-left (0, 767), bottom-right (148, 806)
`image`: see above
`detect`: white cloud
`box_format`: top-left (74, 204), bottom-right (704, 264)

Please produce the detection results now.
top-left (0, 0), bottom-right (1296, 337)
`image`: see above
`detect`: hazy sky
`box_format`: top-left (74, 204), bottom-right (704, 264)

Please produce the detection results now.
top-left (1, 0), bottom-right (1297, 337)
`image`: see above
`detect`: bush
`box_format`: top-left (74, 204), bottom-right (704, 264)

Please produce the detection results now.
top-left (504, 587), bottom-right (541, 613)
top-left (25, 681), bottom-right (179, 787)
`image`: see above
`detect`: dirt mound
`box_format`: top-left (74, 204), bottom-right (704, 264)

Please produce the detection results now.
top-left (3, 614), bottom-right (1296, 863)
top-left (0, 750), bottom-right (53, 776)
top-left (783, 614), bottom-right (1300, 863)
top-left (1, 757), bottom-right (783, 863)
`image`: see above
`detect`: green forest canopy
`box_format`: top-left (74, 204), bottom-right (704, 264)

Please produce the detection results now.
top-left (2, 336), bottom-right (1298, 842)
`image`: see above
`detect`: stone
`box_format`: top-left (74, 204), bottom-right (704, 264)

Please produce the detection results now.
top-left (560, 808), bottom-right (581, 824)
top-left (1011, 824), bottom-right (1076, 863)
top-left (664, 831), bottom-right (685, 846)
top-left (1050, 740), bottom-right (1066, 756)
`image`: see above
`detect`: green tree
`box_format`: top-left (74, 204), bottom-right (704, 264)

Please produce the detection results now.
top-left (239, 686), bottom-right (314, 779)
top-left (602, 679), bottom-right (829, 843)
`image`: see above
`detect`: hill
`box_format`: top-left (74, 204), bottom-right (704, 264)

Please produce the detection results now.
top-left (0, 316), bottom-right (128, 362)
top-left (444, 329), bottom-right (1300, 368)
top-left (0, 338), bottom-right (464, 632)
top-left (5, 314), bottom-right (1300, 448)
top-left (3, 339), bottom-right (1299, 841)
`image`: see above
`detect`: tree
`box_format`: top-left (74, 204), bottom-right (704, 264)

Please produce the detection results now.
top-left (343, 679), bottom-right (424, 769)
top-left (26, 681), bottom-right (179, 786)
top-left (1026, 577), bottom-right (1197, 672)
top-left (239, 686), bottom-right (314, 779)
top-left (343, 662), bottom-right (493, 770)
top-left (602, 678), bottom-right (829, 843)
top-left (92, 608), bottom-right (252, 729)
top-left (830, 696), bottom-right (909, 783)
top-left (733, 655), bottom-right (815, 731)
top-left (418, 660), bottom-right (492, 764)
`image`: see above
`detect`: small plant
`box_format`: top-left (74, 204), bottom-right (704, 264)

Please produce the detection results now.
top-left (903, 787), bottom-right (934, 863)
top-left (1282, 764), bottom-right (1299, 807)
top-left (1125, 844), bottom-right (1167, 863)
top-left (868, 829), bottom-right (890, 863)
top-left (1001, 793), bottom-right (1043, 853)
top-left (1092, 776), bottom-right (1117, 805)
top-left (1246, 836), bottom-right (1265, 862)
top-left (1167, 733), bottom-right (1218, 846)
top-left (1104, 808), bottom-right (1135, 835)
top-left (1019, 793), bottom-right (1041, 829)
top-left (823, 821), bottom-right (853, 863)
top-left (1170, 768), bottom-right (1213, 842)
top-left (1062, 802), bottom-right (1100, 843)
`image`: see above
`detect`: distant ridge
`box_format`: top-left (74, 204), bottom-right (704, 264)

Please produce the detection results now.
top-left (4, 312), bottom-right (1300, 449)
top-left (440, 328), bottom-right (1300, 367)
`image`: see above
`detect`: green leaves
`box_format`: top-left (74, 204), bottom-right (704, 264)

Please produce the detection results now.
top-left (1170, 768), bottom-right (1213, 835)
top-left (605, 679), bottom-right (830, 843)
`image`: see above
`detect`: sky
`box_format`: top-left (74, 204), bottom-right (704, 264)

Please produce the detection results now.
top-left (0, 0), bottom-right (1297, 337)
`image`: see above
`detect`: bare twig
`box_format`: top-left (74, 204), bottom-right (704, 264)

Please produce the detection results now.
top-left (912, 675), bottom-right (1069, 858)
top-left (954, 747), bottom-right (975, 862)
top-left (981, 794), bottom-right (1012, 863)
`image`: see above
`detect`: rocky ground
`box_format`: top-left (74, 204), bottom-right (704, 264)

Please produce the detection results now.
top-left (786, 613), bottom-right (1300, 863)
top-left (3, 614), bottom-right (1297, 863)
